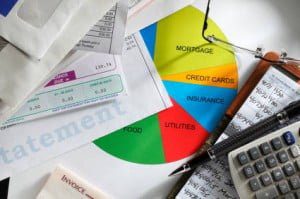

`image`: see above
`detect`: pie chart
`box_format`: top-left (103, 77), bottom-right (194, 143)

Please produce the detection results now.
top-left (93, 6), bottom-right (238, 164)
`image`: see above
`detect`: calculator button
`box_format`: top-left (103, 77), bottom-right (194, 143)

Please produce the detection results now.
top-left (260, 142), bottom-right (272, 155)
top-left (255, 160), bottom-right (266, 173)
top-left (255, 185), bottom-right (279, 199)
top-left (272, 168), bottom-right (284, 181)
top-left (277, 150), bottom-right (289, 163)
top-left (271, 137), bottom-right (283, 150)
top-left (260, 173), bottom-right (273, 186)
top-left (289, 176), bottom-right (300, 189)
top-left (278, 180), bottom-right (291, 194)
top-left (243, 165), bottom-right (255, 178)
top-left (290, 145), bottom-right (300, 158)
top-left (249, 178), bottom-right (261, 191)
top-left (283, 163), bottom-right (296, 176)
top-left (285, 193), bottom-right (296, 199)
top-left (248, 147), bottom-right (261, 160)
top-left (266, 155), bottom-right (278, 168)
top-left (237, 152), bottom-right (249, 165)
top-left (282, 131), bottom-right (296, 145)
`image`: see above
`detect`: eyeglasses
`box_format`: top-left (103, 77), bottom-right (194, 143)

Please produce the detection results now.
top-left (202, 0), bottom-right (300, 66)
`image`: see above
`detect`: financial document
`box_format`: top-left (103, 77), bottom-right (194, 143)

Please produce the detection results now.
top-left (0, 32), bottom-right (171, 180)
top-left (74, 0), bottom-right (128, 54)
top-left (224, 67), bottom-right (300, 137)
top-left (177, 67), bottom-right (300, 199)
top-left (2, 52), bottom-right (127, 127)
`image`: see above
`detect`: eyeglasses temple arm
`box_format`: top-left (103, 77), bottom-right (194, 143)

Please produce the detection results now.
top-left (202, 0), bottom-right (212, 43)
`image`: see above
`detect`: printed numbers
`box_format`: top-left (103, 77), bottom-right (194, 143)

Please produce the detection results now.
top-left (29, 105), bottom-right (41, 112)
top-left (95, 62), bottom-right (113, 70)
top-left (61, 96), bottom-right (74, 103)
top-left (95, 88), bottom-right (107, 95)
top-left (261, 80), bottom-right (272, 89)
top-left (273, 88), bottom-right (284, 98)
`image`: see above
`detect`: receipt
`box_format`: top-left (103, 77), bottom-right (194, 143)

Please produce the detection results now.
top-left (177, 157), bottom-right (237, 199)
top-left (74, 0), bottom-right (128, 54)
top-left (1, 52), bottom-right (126, 127)
top-left (224, 66), bottom-right (300, 138)
top-left (177, 66), bottom-right (300, 199)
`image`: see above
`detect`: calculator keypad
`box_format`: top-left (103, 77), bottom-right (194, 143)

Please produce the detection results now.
top-left (234, 130), bottom-right (300, 198)
top-left (271, 137), bottom-right (283, 150)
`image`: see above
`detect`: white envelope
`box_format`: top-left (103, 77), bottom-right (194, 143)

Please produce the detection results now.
top-left (0, 0), bottom-right (86, 59)
top-left (0, 0), bottom-right (117, 125)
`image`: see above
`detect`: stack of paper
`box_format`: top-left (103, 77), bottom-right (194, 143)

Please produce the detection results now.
top-left (0, 0), bottom-right (121, 124)
top-left (0, 1), bottom-right (240, 198)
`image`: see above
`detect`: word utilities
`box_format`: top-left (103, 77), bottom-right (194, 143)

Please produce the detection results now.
top-left (229, 121), bottom-right (300, 199)
top-left (169, 100), bottom-right (300, 176)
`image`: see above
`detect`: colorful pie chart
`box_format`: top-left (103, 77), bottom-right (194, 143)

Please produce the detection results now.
top-left (93, 6), bottom-right (238, 164)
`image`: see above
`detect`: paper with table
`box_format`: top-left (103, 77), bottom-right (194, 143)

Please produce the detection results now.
top-left (0, 0), bottom-right (128, 55)
top-left (0, 0), bottom-right (129, 126)
top-left (176, 66), bottom-right (300, 199)
top-left (0, 5), bottom-right (242, 198)
top-left (223, 66), bottom-right (300, 138)
top-left (0, 32), bottom-right (172, 180)
top-left (1, 51), bottom-right (127, 127)
top-left (0, 0), bottom-right (118, 125)
top-left (75, 0), bottom-right (128, 54)
top-left (0, 0), bottom-right (191, 127)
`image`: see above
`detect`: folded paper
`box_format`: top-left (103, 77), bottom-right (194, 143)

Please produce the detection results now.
top-left (0, 0), bottom-right (117, 124)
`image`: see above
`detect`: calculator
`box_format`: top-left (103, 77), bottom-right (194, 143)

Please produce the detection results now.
top-left (228, 121), bottom-right (300, 199)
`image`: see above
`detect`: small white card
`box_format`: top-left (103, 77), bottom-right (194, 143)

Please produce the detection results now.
top-left (37, 166), bottom-right (110, 199)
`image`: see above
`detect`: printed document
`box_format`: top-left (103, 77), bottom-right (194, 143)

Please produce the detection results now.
top-left (2, 52), bottom-right (127, 127)
top-left (75, 0), bottom-right (128, 54)
top-left (0, 33), bottom-right (171, 180)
